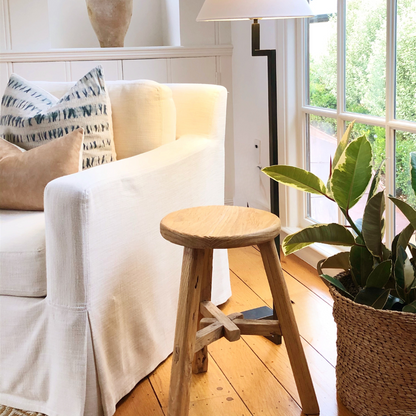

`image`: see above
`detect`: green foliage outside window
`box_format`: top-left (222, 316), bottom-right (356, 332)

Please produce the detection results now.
top-left (309, 0), bottom-right (416, 208)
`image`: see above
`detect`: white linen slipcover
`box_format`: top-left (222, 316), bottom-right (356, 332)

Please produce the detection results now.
top-left (0, 82), bottom-right (231, 416)
top-left (0, 211), bottom-right (46, 296)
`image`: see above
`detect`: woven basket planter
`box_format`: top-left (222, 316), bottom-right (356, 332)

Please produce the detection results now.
top-left (330, 286), bottom-right (416, 416)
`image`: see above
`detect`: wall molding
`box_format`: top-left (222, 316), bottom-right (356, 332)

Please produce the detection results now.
top-left (0, 45), bottom-right (233, 63)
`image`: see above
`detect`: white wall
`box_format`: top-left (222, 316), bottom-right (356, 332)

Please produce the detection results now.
top-left (161, 0), bottom-right (181, 46)
top-left (231, 19), bottom-right (277, 211)
top-left (49, 0), bottom-right (163, 48)
top-left (3, 0), bottom-right (50, 51)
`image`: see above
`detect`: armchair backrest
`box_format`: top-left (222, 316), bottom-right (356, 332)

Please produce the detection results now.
top-left (32, 79), bottom-right (176, 160)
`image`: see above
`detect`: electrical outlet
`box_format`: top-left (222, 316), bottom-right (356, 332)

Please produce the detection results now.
top-left (254, 139), bottom-right (261, 166)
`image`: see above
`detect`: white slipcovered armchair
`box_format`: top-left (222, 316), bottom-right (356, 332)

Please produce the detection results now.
top-left (0, 80), bottom-right (231, 416)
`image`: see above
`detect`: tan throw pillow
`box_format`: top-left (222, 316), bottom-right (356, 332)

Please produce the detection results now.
top-left (0, 128), bottom-right (84, 211)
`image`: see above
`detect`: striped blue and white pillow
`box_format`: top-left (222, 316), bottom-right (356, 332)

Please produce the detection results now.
top-left (0, 66), bottom-right (116, 169)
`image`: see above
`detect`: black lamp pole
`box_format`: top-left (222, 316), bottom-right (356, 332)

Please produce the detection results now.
top-left (241, 19), bottom-right (281, 345)
top-left (251, 19), bottom-right (280, 228)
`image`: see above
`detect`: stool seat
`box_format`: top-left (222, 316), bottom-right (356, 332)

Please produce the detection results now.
top-left (160, 205), bottom-right (281, 249)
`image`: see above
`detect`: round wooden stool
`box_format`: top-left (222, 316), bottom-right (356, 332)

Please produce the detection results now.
top-left (160, 205), bottom-right (319, 416)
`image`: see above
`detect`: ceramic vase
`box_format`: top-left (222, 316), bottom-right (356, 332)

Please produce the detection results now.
top-left (86, 0), bottom-right (133, 47)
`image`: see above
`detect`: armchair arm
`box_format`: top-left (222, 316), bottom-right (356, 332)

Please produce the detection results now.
top-left (44, 135), bottom-right (224, 308)
top-left (166, 84), bottom-right (227, 139)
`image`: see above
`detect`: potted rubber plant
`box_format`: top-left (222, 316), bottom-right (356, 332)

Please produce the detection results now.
top-left (262, 122), bottom-right (416, 416)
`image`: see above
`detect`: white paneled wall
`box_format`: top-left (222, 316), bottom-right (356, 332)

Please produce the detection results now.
top-left (123, 60), bottom-right (169, 83)
top-left (11, 62), bottom-right (68, 82)
top-left (170, 57), bottom-right (217, 84)
top-left (70, 61), bottom-right (123, 81)
top-left (8, 0), bottom-right (50, 51)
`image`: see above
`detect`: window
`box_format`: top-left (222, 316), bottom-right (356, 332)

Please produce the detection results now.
top-left (302, 0), bottom-right (416, 243)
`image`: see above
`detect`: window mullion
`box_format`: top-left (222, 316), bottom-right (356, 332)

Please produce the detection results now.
top-left (337, 0), bottom-right (346, 225)
top-left (385, 0), bottom-right (397, 242)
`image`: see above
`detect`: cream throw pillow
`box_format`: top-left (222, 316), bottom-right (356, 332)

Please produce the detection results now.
top-left (0, 128), bottom-right (84, 210)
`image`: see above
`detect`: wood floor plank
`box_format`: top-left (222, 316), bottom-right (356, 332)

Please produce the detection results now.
top-left (279, 252), bottom-right (333, 306)
top-left (115, 378), bottom-right (164, 416)
top-left (208, 337), bottom-right (302, 416)
top-left (149, 349), bottom-right (251, 415)
top-left (228, 247), bottom-right (338, 366)
top-left (220, 270), bottom-right (354, 415)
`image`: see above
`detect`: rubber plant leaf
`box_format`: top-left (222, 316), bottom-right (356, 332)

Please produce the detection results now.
top-left (394, 246), bottom-right (415, 300)
top-left (331, 135), bottom-right (373, 210)
top-left (383, 295), bottom-right (403, 310)
top-left (320, 274), bottom-right (354, 300)
top-left (362, 191), bottom-right (385, 260)
top-left (317, 252), bottom-right (350, 275)
top-left (350, 243), bottom-right (374, 288)
top-left (327, 123), bottom-right (355, 198)
top-left (411, 152), bottom-right (416, 196)
top-left (397, 223), bottom-right (415, 258)
top-left (367, 161), bottom-right (384, 202)
top-left (409, 243), bottom-right (416, 259)
top-left (365, 260), bottom-right (392, 289)
top-left (403, 300), bottom-right (416, 313)
top-left (354, 287), bottom-right (390, 309)
top-left (332, 121), bottom-right (355, 171)
top-left (389, 196), bottom-right (416, 228)
top-left (262, 165), bottom-right (327, 196)
top-left (282, 223), bottom-right (355, 256)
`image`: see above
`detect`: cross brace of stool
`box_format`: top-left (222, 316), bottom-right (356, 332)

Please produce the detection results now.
top-left (194, 301), bottom-right (282, 353)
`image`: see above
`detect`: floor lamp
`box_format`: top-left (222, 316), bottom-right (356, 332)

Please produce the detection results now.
top-left (197, 0), bottom-right (314, 340)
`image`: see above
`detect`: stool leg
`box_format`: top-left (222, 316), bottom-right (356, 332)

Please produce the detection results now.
top-left (168, 247), bottom-right (205, 416)
top-left (258, 240), bottom-right (320, 415)
top-left (192, 248), bottom-right (213, 374)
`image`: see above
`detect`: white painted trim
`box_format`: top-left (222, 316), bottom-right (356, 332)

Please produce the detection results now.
top-left (2, 0), bottom-right (11, 50)
top-left (385, 0), bottom-right (397, 244)
top-left (0, 45), bottom-right (233, 63)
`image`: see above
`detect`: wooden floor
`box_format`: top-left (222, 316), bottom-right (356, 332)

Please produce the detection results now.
top-left (115, 246), bottom-right (354, 416)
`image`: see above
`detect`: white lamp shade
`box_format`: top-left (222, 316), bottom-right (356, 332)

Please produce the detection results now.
top-left (197, 0), bottom-right (314, 21)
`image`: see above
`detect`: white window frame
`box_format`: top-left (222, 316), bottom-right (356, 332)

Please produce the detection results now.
top-left (276, 0), bottom-right (416, 266)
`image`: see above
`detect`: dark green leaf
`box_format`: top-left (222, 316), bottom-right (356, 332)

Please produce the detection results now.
top-left (318, 252), bottom-right (351, 274)
top-left (320, 274), bottom-right (354, 300)
top-left (409, 243), bottom-right (416, 259)
top-left (395, 246), bottom-right (407, 290)
top-left (362, 191), bottom-right (385, 259)
top-left (331, 135), bottom-right (373, 210)
top-left (368, 161), bottom-right (384, 202)
top-left (282, 223), bottom-right (355, 255)
top-left (402, 300), bottom-right (416, 313)
top-left (383, 295), bottom-right (403, 310)
top-left (365, 260), bottom-right (392, 289)
top-left (382, 244), bottom-right (391, 262)
top-left (394, 246), bottom-right (415, 299)
top-left (350, 244), bottom-right (374, 287)
top-left (391, 233), bottom-right (400, 263)
top-left (397, 223), bottom-right (415, 257)
top-left (389, 196), bottom-right (416, 228)
top-left (410, 152), bottom-right (416, 196)
top-left (262, 166), bottom-right (328, 196)
top-left (354, 287), bottom-right (390, 309)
